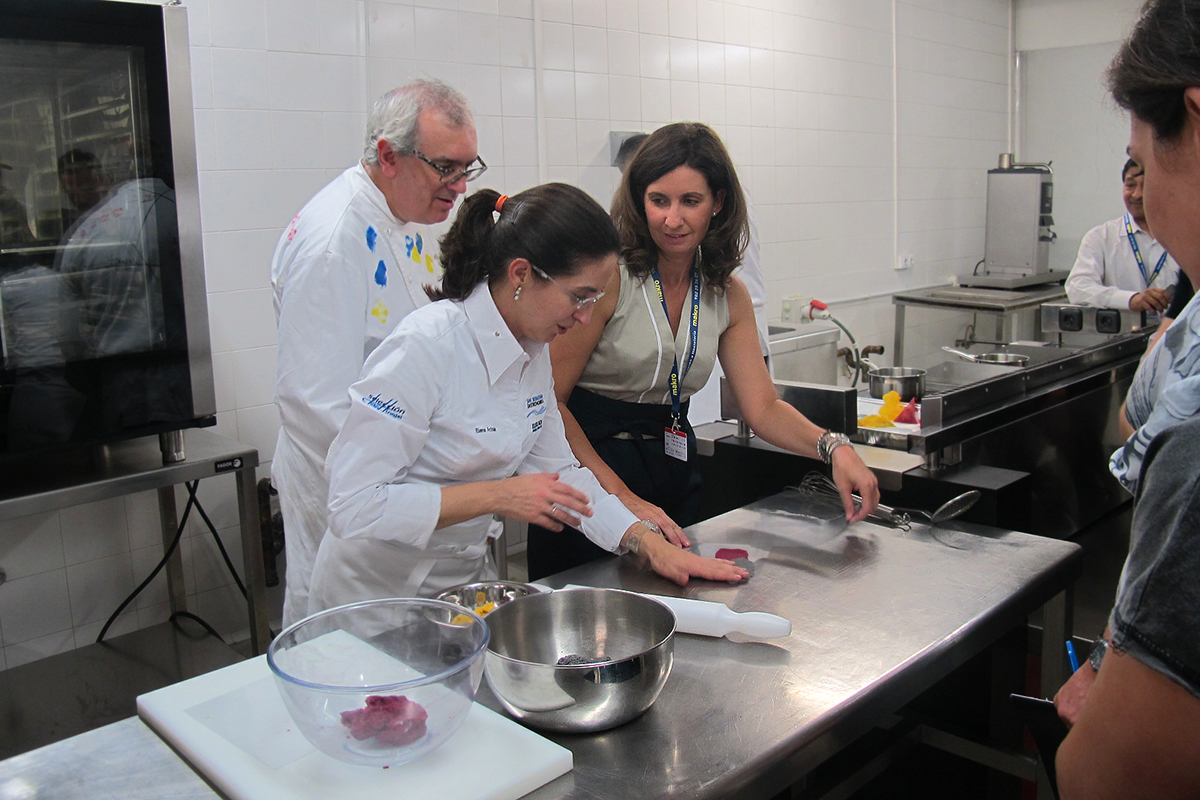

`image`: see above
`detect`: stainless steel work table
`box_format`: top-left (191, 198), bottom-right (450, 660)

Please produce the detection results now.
top-left (0, 490), bottom-right (1080, 800)
top-left (892, 284), bottom-right (1067, 364)
top-left (0, 429), bottom-right (271, 654)
top-left (512, 490), bottom-right (1081, 799)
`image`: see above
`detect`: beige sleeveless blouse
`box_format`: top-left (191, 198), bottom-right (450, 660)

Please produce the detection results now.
top-left (575, 265), bottom-right (731, 404)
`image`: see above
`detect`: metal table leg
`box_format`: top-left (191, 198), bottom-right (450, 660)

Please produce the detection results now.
top-left (236, 465), bottom-right (271, 655)
top-left (893, 304), bottom-right (907, 365)
top-left (1038, 587), bottom-right (1075, 800)
top-left (156, 486), bottom-right (188, 615)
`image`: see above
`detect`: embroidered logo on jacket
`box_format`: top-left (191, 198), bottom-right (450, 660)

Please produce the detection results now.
top-left (362, 393), bottom-right (405, 420)
top-left (526, 394), bottom-right (546, 418)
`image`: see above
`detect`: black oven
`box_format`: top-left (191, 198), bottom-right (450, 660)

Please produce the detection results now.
top-left (0, 0), bottom-right (214, 457)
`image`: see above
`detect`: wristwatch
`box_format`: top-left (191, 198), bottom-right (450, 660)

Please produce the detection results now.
top-left (623, 519), bottom-right (662, 555)
top-left (1088, 637), bottom-right (1109, 671)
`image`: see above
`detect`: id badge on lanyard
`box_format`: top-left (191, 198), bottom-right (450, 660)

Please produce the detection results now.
top-left (1125, 213), bottom-right (1168, 290)
top-left (652, 267), bottom-right (701, 462)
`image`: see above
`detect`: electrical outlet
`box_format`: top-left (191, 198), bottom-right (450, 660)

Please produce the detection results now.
top-left (895, 254), bottom-right (914, 270)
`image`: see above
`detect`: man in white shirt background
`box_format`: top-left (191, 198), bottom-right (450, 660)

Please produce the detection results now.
top-left (271, 79), bottom-right (483, 626)
top-left (1065, 158), bottom-right (1179, 313)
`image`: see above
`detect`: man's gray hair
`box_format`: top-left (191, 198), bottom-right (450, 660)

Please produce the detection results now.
top-left (362, 79), bottom-right (474, 165)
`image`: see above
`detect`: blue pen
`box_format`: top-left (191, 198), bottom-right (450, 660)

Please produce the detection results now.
top-left (1066, 640), bottom-right (1081, 672)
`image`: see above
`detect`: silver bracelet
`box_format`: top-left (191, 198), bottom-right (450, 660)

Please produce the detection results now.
top-left (817, 430), bottom-right (852, 464)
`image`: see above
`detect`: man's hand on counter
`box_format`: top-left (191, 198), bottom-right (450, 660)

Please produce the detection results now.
top-left (831, 446), bottom-right (880, 523)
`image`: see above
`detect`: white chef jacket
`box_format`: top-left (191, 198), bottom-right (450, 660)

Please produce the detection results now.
top-left (1065, 215), bottom-right (1179, 309)
top-left (306, 283), bottom-right (638, 614)
top-left (271, 162), bottom-right (442, 627)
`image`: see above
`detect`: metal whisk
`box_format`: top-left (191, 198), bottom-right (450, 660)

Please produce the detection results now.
top-left (795, 472), bottom-right (912, 530)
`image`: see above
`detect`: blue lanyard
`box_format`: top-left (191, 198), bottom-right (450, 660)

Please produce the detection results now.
top-left (650, 265), bottom-right (701, 429)
top-left (1124, 213), bottom-right (1167, 288)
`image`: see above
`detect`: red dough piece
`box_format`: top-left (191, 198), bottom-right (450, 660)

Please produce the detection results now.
top-left (894, 398), bottom-right (920, 425)
top-left (715, 547), bottom-right (749, 561)
top-left (340, 695), bottom-right (429, 746)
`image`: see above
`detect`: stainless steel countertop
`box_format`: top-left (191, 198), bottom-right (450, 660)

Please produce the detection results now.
top-left (0, 718), bottom-right (220, 800)
top-left (0, 492), bottom-right (1080, 800)
top-left (509, 490), bottom-right (1081, 799)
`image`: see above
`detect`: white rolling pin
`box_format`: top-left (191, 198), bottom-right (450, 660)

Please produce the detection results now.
top-left (550, 584), bottom-right (792, 639)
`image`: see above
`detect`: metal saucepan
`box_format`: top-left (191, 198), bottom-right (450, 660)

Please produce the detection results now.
top-left (867, 366), bottom-right (925, 401)
top-left (942, 346), bottom-right (1030, 367)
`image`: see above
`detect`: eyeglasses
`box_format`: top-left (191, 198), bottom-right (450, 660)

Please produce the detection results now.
top-left (531, 264), bottom-right (605, 310)
top-left (411, 150), bottom-right (487, 184)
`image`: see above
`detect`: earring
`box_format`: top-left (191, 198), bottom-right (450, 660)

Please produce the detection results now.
top-left (514, 284), bottom-right (523, 301)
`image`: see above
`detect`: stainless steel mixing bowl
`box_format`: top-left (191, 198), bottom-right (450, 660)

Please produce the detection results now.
top-left (483, 587), bottom-right (676, 732)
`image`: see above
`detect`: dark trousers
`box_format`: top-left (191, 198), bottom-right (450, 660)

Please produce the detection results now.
top-left (527, 387), bottom-right (703, 580)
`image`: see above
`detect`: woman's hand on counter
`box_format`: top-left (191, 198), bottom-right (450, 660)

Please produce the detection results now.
top-left (495, 473), bottom-right (593, 531)
top-left (831, 446), bottom-right (880, 523)
top-left (634, 525), bottom-right (750, 586)
top-left (617, 491), bottom-right (689, 547)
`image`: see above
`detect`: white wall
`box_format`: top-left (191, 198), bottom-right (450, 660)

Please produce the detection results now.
top-left (0, 0), bottom-right (1013, 667)
top-left (1014, 0), bottom-right (1141, 51)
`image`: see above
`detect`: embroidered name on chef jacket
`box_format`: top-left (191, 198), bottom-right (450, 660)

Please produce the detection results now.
top-left (361, 393), bottom-right (405, 420)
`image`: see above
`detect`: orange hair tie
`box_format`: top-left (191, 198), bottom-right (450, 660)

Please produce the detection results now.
top-left (495, 194), bottom-right (508, 213)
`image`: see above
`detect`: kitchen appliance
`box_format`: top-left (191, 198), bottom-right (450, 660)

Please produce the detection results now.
top-left (961, 153), bottom-right (1061, 290)
top-left (0, 0), bottom-right (214, 459)
top-left (139, 654), bottom-right (571, 800)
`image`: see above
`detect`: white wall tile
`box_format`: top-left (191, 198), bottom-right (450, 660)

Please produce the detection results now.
top-left (640, 78), bottom-right (672, 125)
top-left (210, 49), bottom-right (270, 110)
top-left (574, 0), bottom-right (607, 27)
top-left (608, 75), bottom-right (642, 120)
top-left (670, 81), bottom-right (700, 121)
top-left (230, 346), bottom-right (279, 408)
top-left (696, 0), bottom-right (723, 42)
top-left (696, 40), bottom-right (724, 84)
top-left (266, 0), bottom-right (322, 53)
top-left (325, 112), bottom-right (369, 167)
top-left (208, 288), bottom-right (278, 353)
top-left (208, 0), bottom-right (267, 50)
top-left (542, 70), bottom-right (577, 117)
top-left (236, 403), bottom-right (283, 461)
top-left (212, 350), bottom-right (239, 415)
top-left (606, 0), bottom-right (639, 32)
top-left (189, 46), bottom-right (215, 110)
top-left (0, 570), bottom-right (73, 644)
top-left (268, 52), bottom-right (367, 113)
top-left (541, 0), bottom-right (573, 23)
top-left (541, 22), bottom-right (575, 71)
top-left (0, 512), bottom-right (64, 579)
top-left (722, 1), bottom-right (750, 45)
top-left (368, 2), bottom-right (417, 56)
top-left (669, 38), bottom-right (699, 82)
top-left (724, 44), bottom-right (750, 86)
top-left (575, 73), bottom-right (610, 120)
top-left (574, 25), bottom-right (610, 73)
top-left (638, 0), bottom-right (670, 36)
top-left (211, 109), bottom-right (275, 170)
top-left (502, 116), bottom-right (540, 166)
top-left (125, 490), bottom-right (166, 551)
top-left (60, 498), bottom-right (129, 566)
top-left (413, 7), bottom-right (460, 62)
top-left (321, 0), bottom-right (368, 56)
top-left (607, 30), bottom-right (641, 77)
top-left (544, 119), bottom-right (578, 166)
top-left (4, 629), bottom-right (75, 669)
top-left (500, 67), bottom-right (537, 117)
top-left (668, 0), bottom-right (699, 39)
top-left (639, 33), bottom-right (671, 79)
top-left (499, 16), bottom-right (535, 67)
top-left (457, 64), bottom-right (505, 117)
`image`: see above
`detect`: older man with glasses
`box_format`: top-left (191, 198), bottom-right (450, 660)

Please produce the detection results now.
top-left (271, 79), bottom-right (484, 626)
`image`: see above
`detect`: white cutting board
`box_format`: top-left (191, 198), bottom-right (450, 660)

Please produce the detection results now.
top-left (138, 652), bottom-right (572, 800)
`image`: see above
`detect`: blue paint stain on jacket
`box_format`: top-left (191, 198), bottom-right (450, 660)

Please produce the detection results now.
top-left (365, 226), bottom-right (378, 251)
top-left (374, 260), bottom-right (387, 287)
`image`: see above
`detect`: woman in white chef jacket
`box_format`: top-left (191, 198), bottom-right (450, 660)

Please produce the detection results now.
top-left (306, 183), bottom-right (749, 613)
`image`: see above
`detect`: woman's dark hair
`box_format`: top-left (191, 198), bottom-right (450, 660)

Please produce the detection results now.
top-left (611, 122), bottom-right (749, 291)
top-left (429, 183), bottom-right (620, 301)
top-left (1109, 0), bottom-right (1200, 142)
